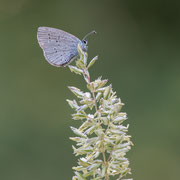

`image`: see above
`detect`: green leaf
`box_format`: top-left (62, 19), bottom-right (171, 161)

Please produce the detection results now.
top-left (76, 59), bottom-right (86, 69)
top-left (68, 86), bottom-right (84, 98)
top-left (87, 82), bottom-right (94, 92)
top-left (96, 79), bottom-right (108, 89)
top-left (87, 56), bottom-right (98, 68)
top-left (66, 99), bottom-right (79, 109)
top-left (96, 92), bottom-right (102, 102)
top-left (74, 171), bottom-right (86, 180)
top-left (84, 125), bottom-right (96, 135)
top-left (77, 44), bottom-right (84, 57)
top-left (72, 113), bottom-right (87, 120)
top-left (68, 65), bottom-right (83, 75)
top-left (70, 127), bottom-right (87, 137)
top-left (103, 85), bottom-right (111, 99)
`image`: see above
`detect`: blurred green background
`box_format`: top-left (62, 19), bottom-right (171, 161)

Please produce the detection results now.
top-left (0, 0), bottom-right (180, 179)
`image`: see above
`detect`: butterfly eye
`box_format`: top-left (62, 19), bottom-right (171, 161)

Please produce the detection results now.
top-left (82, 40), bottom-right (87, 45)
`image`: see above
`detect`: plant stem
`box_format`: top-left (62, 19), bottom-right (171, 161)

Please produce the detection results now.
top-left (92, 88), bottom-right (98, 112)
top-left (84, 66), bottom-right (109, 180)
top-left (70, 49), bottom-right (133, 179)
top-left (84, 67), bottom-right (98, 112)
top-left (102, 138), bottom-right (109, 180)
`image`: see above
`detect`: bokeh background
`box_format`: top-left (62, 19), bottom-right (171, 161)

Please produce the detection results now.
top-left (0, 0), bottom-right (180, 179)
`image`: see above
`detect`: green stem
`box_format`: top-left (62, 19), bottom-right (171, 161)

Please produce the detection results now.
top-left (118, 174), bottom-right (122, 180)
top-left (92, 88), bottom-right (98, 112)
top-left (102, 139), bottom-right (109, 180)
top-left (84, 67), bottom-right (98, 112)
top-left (84, 66), bottom-right (109, 180)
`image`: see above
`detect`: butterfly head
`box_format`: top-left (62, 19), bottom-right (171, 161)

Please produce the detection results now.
top-left (80, 39), bottom-right (88, 52)
top-left (81, 30), bottom-right (96, 52)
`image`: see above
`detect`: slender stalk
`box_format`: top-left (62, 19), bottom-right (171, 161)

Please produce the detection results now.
top-left (84, 67), bottom-right (109, 179)
top-left (92, 88), bottom-right (98, 112)
top-left (84, 67), bottom-right (98, 112)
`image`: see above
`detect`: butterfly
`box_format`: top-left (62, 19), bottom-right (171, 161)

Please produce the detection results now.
top-left (37, 27), bottom-right (96, 67)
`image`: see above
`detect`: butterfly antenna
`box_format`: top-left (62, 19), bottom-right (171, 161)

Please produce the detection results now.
top-left (83, 30), bottom-right (97, 40)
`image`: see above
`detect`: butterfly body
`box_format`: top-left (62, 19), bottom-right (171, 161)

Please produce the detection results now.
top-left (37, 27), bottom-right (89, 67)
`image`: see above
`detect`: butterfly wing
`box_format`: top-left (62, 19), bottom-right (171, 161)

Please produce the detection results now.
top-left (37, 27), bottom-right (81, 67)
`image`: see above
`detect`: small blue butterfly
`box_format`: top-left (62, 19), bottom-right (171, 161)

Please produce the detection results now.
top-left (37, 27), bottom-right (96, 67)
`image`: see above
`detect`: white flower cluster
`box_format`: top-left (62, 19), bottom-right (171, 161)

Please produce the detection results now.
top-left (67, 45), bottom-right (133, 180)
